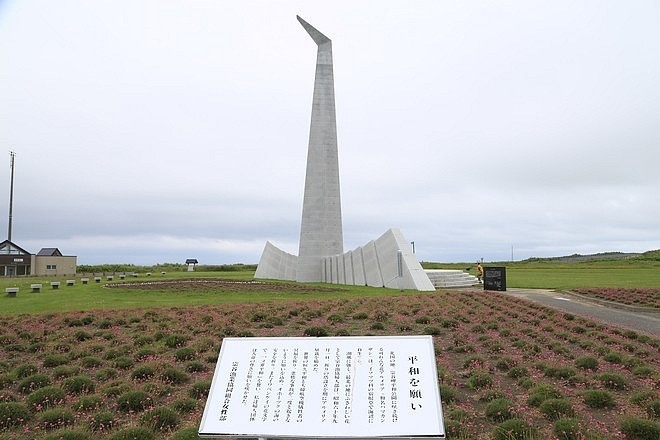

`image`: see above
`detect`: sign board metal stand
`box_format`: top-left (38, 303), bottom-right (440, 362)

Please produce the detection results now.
top-left (199, 336), bottom-right (445, 439)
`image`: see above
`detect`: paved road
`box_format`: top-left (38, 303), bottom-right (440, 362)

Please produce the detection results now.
top-left (502, 288), bottom-right (660, 337)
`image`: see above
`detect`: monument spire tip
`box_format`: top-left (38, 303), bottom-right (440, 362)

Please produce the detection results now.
top-left (296, 15), bottom-right (330, 45)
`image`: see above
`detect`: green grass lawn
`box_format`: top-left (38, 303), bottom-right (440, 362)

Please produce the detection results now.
top-left (506, 267), bottom-right (660, 289)
top-left (441, 260), bottom-right (660, 289)
top-left (0, 263), bottom-right (658, 315)
top-left (0, 271), bottom-right (407, 314)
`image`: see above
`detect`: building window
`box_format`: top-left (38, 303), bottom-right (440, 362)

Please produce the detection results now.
top-left (46, 265), bottom-right (57, 270)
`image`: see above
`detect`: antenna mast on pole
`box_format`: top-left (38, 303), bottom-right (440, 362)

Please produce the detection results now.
top-left (8, 151), bottom-right (15, 242)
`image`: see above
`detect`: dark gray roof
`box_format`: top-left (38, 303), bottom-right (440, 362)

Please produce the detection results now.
top-left (37, 248), bottom-right (63, 256)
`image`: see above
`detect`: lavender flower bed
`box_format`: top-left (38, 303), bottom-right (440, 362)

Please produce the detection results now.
top-left (0, 287), bottom-right (657, 439)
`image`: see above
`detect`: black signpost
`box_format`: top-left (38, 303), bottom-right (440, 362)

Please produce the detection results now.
top-left (483, 267), bottom-right (506, 291)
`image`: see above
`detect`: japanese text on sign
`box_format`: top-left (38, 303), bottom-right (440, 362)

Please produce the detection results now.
top-left (200, 336), bottom-right (445, 439)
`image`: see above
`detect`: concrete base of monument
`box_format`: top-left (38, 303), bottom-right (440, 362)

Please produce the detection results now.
top-left (255, 228), bottom-right (435, 291)
top-left (425, 269), bottom-right (480, 288)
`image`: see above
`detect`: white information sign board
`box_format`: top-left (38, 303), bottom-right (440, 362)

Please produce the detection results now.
top-left (199, 336), bottom-right (445, 439)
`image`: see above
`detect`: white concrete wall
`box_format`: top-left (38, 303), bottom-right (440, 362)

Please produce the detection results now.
top-left (344, 251), bottom-right (354, 285)
top-left (374, 230), bottom-right (401, 288)
top-left (361, 241), bottom-right (383, 287)
top-left (256, 230), bottom-right (434, 291)
top-left (352, 247), bottom-right (366, 286)
top-left (254, 241), bottom-right (297, 281)
top-left (321, 229), bottom-right (434, 291)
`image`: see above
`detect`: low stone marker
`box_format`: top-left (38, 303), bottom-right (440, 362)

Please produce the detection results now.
top-left (199, 335), bottom-right (445, 439)
top-left (106, 275), bottom-right (114, 281)
top-left (31, 284), bottom-right (42, 293)
top-left (5, 287), bottom-right (18, 297)
top-left (51, 282), bottom-right (60, 290)
top-left (66, 280), bottom-right (75, 286)
top-left (94, 277), bottom-right (101, 283)
top-left (119, 274), bottom-right (126, 280)
top-left (81, 278), bottom-right (89, 284)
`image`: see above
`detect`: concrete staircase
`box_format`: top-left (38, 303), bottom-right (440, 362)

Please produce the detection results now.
top-left (425, 269), bottom-right (480, 288)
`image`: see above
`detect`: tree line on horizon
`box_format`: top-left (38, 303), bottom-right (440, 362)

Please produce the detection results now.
top-left (76, 263), bottom-right (258, 273)
top-left (77, 250), bottom-right (659, 274)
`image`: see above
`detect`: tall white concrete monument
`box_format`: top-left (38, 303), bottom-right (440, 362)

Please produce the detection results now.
top-left (255, 17), bottom-right (434, 291)
top-left (296, 16), bottom-right (343, 283)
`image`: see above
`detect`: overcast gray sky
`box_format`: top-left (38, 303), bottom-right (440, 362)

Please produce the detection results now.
top-left (1, 0), bottom-right (659, 265)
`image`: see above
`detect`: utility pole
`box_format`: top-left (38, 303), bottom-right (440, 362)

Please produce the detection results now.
top-left (8, 151), bottom-right (15, 242)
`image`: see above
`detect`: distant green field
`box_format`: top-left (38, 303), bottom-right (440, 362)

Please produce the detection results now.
top-left (427, 259), bottom-right (660, 289)
top-left (0, 262), bottom-right (658, 314)
top-left (505, 267), bottom-right (660, 289)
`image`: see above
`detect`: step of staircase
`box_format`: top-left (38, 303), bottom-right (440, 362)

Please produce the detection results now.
top-left (425, 269), bottom-right (480, 288)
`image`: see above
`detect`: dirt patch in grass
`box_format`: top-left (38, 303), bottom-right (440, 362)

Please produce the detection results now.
top-left (104, 278), bottom-right (347, 293)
